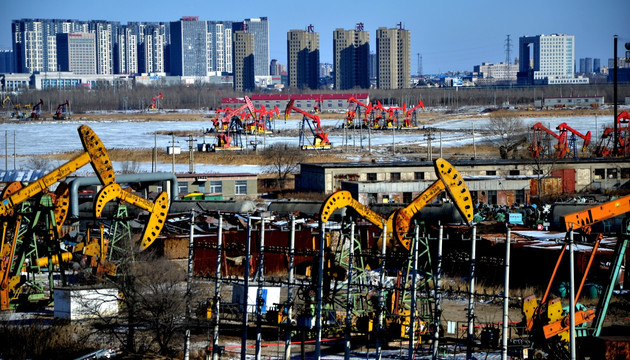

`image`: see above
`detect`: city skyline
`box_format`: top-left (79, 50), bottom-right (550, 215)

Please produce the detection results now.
top-left (0, 0), bottom-right (628, 75)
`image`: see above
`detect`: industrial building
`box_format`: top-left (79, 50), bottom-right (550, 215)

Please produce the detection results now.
top-left (172, 172), bottom-right (258, 200)
top-left (296, 158), bottom-right (630, 206)
top-left (287, 27), bottom-right (320, 90)
top-left (376, 26), bottom-right (411, 90)
top-left (535, 96), bottom-right (605, 108)
top-left (221, 93), bottom-right (369, 112)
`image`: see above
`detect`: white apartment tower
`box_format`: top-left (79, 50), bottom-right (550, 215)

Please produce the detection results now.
top-left (376, 26), bottom-right (411, 90)
top-left (518, 33), bottom-right (588, 85)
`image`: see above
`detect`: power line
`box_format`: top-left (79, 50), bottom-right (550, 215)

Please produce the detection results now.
top-left (505, 35), bottom-right (512, 65)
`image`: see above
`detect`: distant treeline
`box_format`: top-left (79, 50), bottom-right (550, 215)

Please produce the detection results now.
top-left (6, 83), bottom-right (630, 113)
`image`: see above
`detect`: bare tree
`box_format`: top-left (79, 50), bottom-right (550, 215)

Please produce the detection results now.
top-left (262, 142), bottom-right (307, 190)
top-left (487, 115), bottom-right (530, 159)
top-left (25, 155), bottom-right (57, 171)
top-left (76, 251), bottom-right (188, 357)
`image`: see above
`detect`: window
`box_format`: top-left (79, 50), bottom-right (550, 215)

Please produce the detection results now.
top-left (403, 192), bottom-right (412, 203)
top-left (515, 189), bottom-right (526, 204)
top-left (414, 172), bottom-right (425, 180)
top-left (509, 170), bottom-right (520, 176)
top-left (594, 169), bottom-right (605, 180)
top-left (210, 181), bottom-right (222, 193)
top-left (235, 180), bottom-right (247, 195)
top-left (390, 172), bottom-right (401, 181)
top-left (487, 190), bottom-right (497, 205)
top-left (367, 173), bottom-right (377, 181)
top-left (486, 170), bottom-right (496, 176)
top-left (368, 193), bottom-right (378, 204)
top-left (178, 183), bottom-right (189, 195)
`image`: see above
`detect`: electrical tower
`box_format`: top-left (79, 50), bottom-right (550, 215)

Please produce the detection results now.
top-left (417, 53), bottom-right (423, 76)
top-left (505, 35), bottom-right (512, 65)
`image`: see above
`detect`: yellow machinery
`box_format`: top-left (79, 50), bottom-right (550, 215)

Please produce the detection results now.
top-left (522, 194), bottom-right (630, 357)
top-left (94, 184), bottom-right (169, 251)
top-left (318, 158), bottom-right (473, 339)
top-left (320, 158), bottom-right (473, 250)
top-left (0, 125), bottom-right (170, 310)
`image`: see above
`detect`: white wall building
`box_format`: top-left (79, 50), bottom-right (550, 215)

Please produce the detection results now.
top-left (518, 34), bottom-right (589, 85)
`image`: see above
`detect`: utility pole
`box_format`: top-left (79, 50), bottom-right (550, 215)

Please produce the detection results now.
top-left (187, 135), bottom-right (196, 174)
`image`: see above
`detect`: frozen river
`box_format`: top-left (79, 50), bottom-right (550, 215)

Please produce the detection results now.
top-left (0, 111), bottom-right (623, 174)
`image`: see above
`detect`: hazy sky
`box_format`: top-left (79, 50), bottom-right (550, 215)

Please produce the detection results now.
top-left (1, 0), bottom-right (628, 74)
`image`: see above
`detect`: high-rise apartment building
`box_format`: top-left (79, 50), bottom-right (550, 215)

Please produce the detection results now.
top-left (287, 27), bottom-right (319, 89)
top-left (8, 16), bottom-right (266, 80)
top-left (376, 26), bottom-right (411, 90)
top-left (233, 18), bottom-right (269, 76)
top-left (133, 23), bottom-right (166, 74)
top-left (333, 26), bottom-right (370, 90)
top-left (232, 31), bottom-right (255, 91)
top-left (270, 58), bottom-right (279, 75)
top-left (170, 17), bottom-right (208, 76)
top-left (518, 33), bottom-right (588, 84)
top-left (90, 21), bottom-right (116, 74)
top-left (56, 32), bottom-right (97, 75)
top-left (208, 21), bottom-right (234, 74)
top-left (594, 58), bottom-right (601, 73)
top-left (0, 50), bottom-right (15, 73)
top-left (115, 26), bottom-right (137, 74)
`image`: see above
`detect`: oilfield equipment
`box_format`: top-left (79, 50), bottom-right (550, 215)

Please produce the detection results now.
top-left (29, 99), bottom-right (44, 120)
top-left (285, 99), bottom-right (332, 150)
top-left (0, 125), bottom-right (170, 310)
top-left (53, 100), bottom-right (71, 120)
top-left (522, 194), bottom-right (630, 359)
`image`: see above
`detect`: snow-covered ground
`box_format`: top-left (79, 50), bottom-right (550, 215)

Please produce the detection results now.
top-left (0, 111), bottom-right (624, 174)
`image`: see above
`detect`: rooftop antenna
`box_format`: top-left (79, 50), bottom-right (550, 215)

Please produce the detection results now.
top-left (397, 22), bottom-right (403, 30)
top-left (505, 34), bottom-right (512, 65)
top-left (356, 22), bottom-right (364, 32)
top-left (307, 24), bottom-right (314, 33)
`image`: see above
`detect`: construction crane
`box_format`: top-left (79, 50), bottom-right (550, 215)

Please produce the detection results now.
top-left (401, 100), bottom-right (425, 129)
top-left (556, 122), bottom-right (591, 158)
top-left (30, 99), bottom-right (44, 119)
top-left (320, 158), bottom-right (473, 251)
top-left (529, 122), bottom-right (569, 158)
top-left (53, 100), bottom-right (71, 120)
top-left (523, 195), bottom-right (630, 358)
top-left (285, 99), bottom-right (332, 150)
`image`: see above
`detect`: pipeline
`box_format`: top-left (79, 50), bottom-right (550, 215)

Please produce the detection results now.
top-left (36, 252), bottom-right (73, 267)
top-left (66, 172), bottom-right (178, 217)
